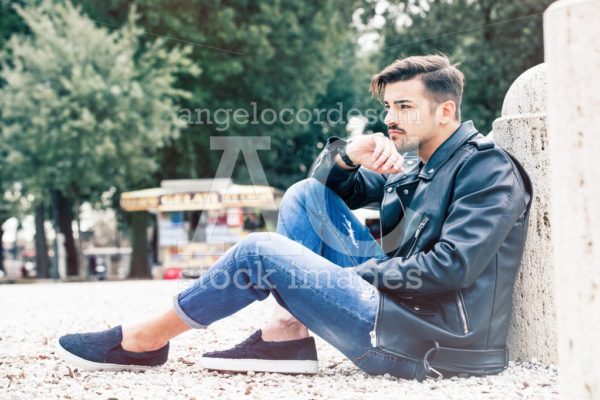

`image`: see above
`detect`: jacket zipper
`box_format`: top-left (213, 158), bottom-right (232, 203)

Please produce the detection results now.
top-left (370, 293), bottom-right (383, 347)
top-left (455, 289), bottom-right (469, 334)
top-left (404, 216), bottom-right (430, 257)
top-left (372, 215), bottom-right (429, 347)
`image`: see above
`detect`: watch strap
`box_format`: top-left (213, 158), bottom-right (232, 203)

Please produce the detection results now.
top-left (328, 137), bottom-right (359, 168)
top-left (339, 149), bottom-right (358, 168)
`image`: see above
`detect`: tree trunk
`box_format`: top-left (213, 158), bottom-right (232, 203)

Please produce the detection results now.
top-left (151, 216), bottom-right (159, 264)
top-left (129, 211), bottom-right (150, 278)
top-left (0, 221), bottom-right (5, 274)
top-left (34, 203), bottom-right (50, 278)
top-left (56, 192), bottom-right (78, 276)
top-left (73, 198), bottom-right (86, 279)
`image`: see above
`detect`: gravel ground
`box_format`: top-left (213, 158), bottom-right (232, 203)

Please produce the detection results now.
top-left (0, 280), bottom-right (558, 399)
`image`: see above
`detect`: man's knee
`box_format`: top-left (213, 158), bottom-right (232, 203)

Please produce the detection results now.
top-left (239, 231), bottom-right (280, 249)
top-left (280, 178), bottom-right (325, 211)
top-left (236, 231), bottom-right (306, 260)
top-left (281, 178), bottom-right (309, 205)
top-left (237, 232), bottom-right (289, 255)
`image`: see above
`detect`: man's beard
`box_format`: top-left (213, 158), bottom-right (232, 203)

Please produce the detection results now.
top-left (392, 135), bottom-right (420, 154)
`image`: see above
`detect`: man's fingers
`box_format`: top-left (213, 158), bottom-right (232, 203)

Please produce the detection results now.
top-left (376, 149), bottom-right (404, 174)
top-left (381, 153), bottom-right (399, 171)
top-left (371, 136), bottom-right (385, 162)
top-left (369, 135), bottom-right (404, 173)
top-left (373, 150), bottom-right (390, 169)
top-left (373, 139), bottom-right (393, 169)
top-left (381, 150), bottom-right (403, 172)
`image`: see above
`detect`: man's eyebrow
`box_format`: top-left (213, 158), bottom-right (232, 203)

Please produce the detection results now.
top-left (382, 99), bottom-right (414, 105)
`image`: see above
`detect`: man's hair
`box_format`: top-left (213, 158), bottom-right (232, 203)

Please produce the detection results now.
top-left (370, 54), bottom-right (464, 120)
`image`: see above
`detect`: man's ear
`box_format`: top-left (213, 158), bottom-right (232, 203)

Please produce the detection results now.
top-left (439, 100), bottom-right (456, 124)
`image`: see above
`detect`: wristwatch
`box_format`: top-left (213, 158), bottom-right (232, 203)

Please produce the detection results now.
top-left (333, 138), bottom-right (359, 168)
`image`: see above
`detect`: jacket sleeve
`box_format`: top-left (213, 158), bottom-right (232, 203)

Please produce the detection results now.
top-left (308, 136), bottom-right (387, 210)
top-left (353, 148), bottom-right (530, 295)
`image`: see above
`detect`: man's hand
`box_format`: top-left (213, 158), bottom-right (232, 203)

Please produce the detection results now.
top-left (337, 133), bottom-right (403, 174)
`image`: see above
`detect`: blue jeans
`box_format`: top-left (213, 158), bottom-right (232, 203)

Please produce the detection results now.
top-left (174, 178), bottom-right (418, 378)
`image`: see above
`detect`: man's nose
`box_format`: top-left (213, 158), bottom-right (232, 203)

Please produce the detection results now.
top-left (384, 108), bottom-right (398, 126)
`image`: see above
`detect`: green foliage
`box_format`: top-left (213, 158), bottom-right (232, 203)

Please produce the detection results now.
top-left (75, 0), bottom-right (366, 189)
top-left (0, 0), bottom-right (29, 50)
top-left (364, 0), bottom-right (553, 133)
top-left (0, 0), bottom-right (29, 222)
top-left (0, 0), bottom-right (554, 202)
top-left (0, 1), bottom-right (198, 206)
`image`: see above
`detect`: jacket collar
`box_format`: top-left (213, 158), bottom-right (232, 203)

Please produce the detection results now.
top-left (418, 120), bottom-right (478, 181)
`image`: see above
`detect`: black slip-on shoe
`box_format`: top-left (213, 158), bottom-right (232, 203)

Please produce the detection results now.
top-left (57, 326), bottom-right (169, 371)
top-left (198, 330), bottom-right (319, 374)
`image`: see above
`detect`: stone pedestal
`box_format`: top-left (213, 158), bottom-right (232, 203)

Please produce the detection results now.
top-left (492, 63), bottom-right (558, 364)
top-left (545, 0), bottom-right (600, 398)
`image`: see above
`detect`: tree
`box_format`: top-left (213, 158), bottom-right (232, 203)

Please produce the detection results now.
top-left (1, 0), bottom-right (27, 274)
top-left (76, 0), bottom-right (367, 189)
top-left (0, 1), bottom-right (198, 277)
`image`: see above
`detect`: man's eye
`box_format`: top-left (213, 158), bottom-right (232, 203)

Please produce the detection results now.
top-left (400, 105), bottom-right (411, 109)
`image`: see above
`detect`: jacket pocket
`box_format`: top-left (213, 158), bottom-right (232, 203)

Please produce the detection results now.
top-left (400, 297), bottom-right (438, 316)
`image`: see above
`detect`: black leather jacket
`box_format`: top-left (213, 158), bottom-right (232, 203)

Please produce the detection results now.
top-left (308, 121), bottom-right (532, 380)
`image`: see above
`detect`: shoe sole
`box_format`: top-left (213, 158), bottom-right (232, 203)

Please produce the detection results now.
top-left (197, 356), bottom-right (319, 374)
top-left (55, 340), bottom-right (157, 372)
